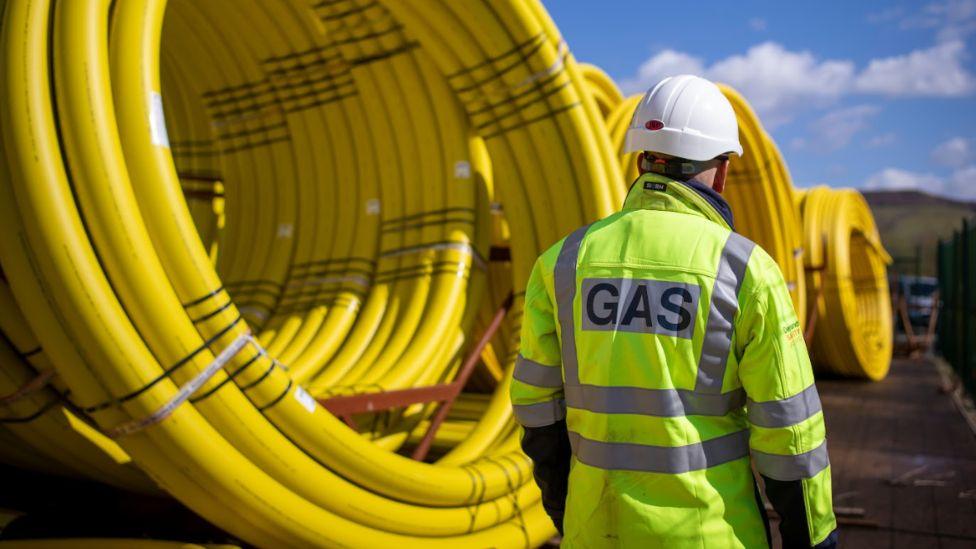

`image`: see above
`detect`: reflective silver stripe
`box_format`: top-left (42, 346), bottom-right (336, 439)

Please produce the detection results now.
top-left (695, 233), bottom-right (756, 393)
top-left (555, 224), bottom-right (592, 385)
top-left (565, 385), bottom-right (745, 417)
top-left (513, 354), bottom-right (563, 388)
top-left (513, 399), bottom-right (567, 428)
top-left (568, 429), bottom-right (750, 473)
top-left (747, 384), bottom-right (823, 428)
top-left (752, 440), bottom-right (830, 481)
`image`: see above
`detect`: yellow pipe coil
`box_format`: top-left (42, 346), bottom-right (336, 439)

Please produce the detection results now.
top-left (0, 280), bottom-right (154, 492)
top-left (797, 187), bottom-right (893, 380)
top-left (0, 1), bottom-right (892, 546)
top-left (579, 63), bottom-right (625, 120)
top-left (0, 0), bottom-right (622, 546)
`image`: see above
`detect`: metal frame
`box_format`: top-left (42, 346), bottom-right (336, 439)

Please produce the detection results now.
top-left (804, 235), bottom-right (828, 348)
top-left (318, 293), bottom-right (514, 461)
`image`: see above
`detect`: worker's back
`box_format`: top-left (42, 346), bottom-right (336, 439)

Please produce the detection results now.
top-left (512, 173), bottom-right (836, 548)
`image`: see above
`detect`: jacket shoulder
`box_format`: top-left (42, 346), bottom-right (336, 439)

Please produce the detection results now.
top-left (536, 216), bottom-right (617, 272)
top-left (740, 238), bottom-right (786, 297)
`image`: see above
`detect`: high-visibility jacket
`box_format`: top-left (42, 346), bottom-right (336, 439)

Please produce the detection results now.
top-left (511, 173), bottom-right (837, 548)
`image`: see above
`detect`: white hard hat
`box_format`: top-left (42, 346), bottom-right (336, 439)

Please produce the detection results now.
top-left (624, 75), bottom-right (743, 161)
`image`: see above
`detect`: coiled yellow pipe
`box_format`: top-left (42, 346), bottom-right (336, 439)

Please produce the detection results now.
top-left (0, 0), bottom-right (622, 546)
top-left (797, 187), bottom-right (893, 380)
top-left (579, 63), bottom-right (624, 120)
top-left (606, 94), bottom-right (643, 183)
top-left (0, 280), bottom-right (153, 492)
top-left (720, 86), bottom-right (808, 323)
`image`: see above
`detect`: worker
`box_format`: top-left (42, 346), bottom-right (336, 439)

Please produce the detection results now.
top-left (510, 75), bottom-right (837, 548)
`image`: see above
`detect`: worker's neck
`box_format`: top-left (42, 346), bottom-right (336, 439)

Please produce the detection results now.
top-left (687, 167), bottom-right (717, 189)
top-left (642, 168), bottom-right (718, 190)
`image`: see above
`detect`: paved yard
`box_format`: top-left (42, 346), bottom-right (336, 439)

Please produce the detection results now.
top-left (803, 357), bottom-right (976, 548)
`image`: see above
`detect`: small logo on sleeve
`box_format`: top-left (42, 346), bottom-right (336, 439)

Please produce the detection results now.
top-left (644, 181), bottom-right (668, 192)
top-left (783, 320), bottom-right (802, 343)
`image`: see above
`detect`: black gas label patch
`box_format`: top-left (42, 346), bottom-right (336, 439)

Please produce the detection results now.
top-left (580, 277), bottom-right (700, 338)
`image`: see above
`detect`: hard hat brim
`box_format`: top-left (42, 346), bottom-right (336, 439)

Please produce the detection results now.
top-left (624, 127), bottom-right (744, 161)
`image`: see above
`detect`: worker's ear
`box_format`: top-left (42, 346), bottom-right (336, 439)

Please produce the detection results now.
top-left (637, 152), bottom-right (649, 175)
top-left (712, 158), bottom-right (729, 194)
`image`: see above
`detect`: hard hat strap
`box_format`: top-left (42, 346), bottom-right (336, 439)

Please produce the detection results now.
top-left (641, 153), bottom-right (727, 179)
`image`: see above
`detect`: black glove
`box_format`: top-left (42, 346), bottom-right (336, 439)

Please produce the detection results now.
top-left (520, 420), bottom-right (571, 535)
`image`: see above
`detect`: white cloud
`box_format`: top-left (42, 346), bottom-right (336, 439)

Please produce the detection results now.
top-left (943, 165), bottom-right (976, 199)
top-left (866, 132), bottom-right (898, 148)
top-left (707, 43), bottom-right (854, 126)
top-left (619, 42), bottom-right (854, 126)
top-left (855, 40), bottom-right (975, 96)
top-left (863, 165), bottom-right (976, 200)
top-left (619, 40), bottom-right (974, 128)
top-left (948, 165), bottom-right (976, 198)
top-left (864, 168), bottom-right (944, 191)
top-left (898, 0), bottom-right (976, 42)
top-left (619, 50), bottom-right (705, 95)
top-left (806, 105), bottom-right (881, 151)
top-left (749, 17), bottom-right (767, 31)
top-left (935, 0), bottom-right (976, 40)
top-left (931, 137), bottom-right (975, 167)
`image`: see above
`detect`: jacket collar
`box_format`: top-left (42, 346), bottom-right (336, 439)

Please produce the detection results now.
top-left (622, 172), bottom-right (736, 231)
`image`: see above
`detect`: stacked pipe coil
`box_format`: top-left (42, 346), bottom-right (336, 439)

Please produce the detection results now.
top-left (0, 2), bottom-right (891, 547)
top-left (797, 187), bottom-right (893, 380)
top-left (0, 0), bottom-right (623, 546)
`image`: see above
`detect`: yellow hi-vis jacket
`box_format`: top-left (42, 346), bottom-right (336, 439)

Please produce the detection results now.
top-left (511, 173), bottom-right (837, 548)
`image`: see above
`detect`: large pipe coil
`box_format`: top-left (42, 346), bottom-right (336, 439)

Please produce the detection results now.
top-left (0, 0), bottom-right (625, 546)
top-left (797, 187), bottom-right (893, 380)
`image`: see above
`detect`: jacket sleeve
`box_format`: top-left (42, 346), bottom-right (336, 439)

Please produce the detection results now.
top-left (735, 257), bottom-right (837, 548)
top-left (510, 257), bottom-right (569, 534)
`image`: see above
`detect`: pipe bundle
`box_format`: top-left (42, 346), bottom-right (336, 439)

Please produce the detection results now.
top-left (797, 188), bottom-right (893, 380)
top-left (0, 1), bottom-right (890, 547)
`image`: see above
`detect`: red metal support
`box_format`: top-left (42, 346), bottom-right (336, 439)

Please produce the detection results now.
top-left (318, 384), bottom-right (461, 418)
top-left (316, 293), bottom-right (514, 460)
top-left (923, 289), bottom-right (941, 350)
top-left (898, 293), bottom-right (918, 350)
top-left (898, 288), bottom-right (941, 357)
top-left (804, 280), bottom-right (826, 347)
top-left (804, 235), bottom-right (829, 348)
top-left (410, 293), bottom-right (514, 461)
top-left (0, 369), bottom-right (54, 406)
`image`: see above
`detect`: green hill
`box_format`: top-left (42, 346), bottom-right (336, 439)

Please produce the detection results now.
top-left (861, 190), bottom-right (976, 277)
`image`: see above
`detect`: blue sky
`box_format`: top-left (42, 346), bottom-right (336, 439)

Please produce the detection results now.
top-left (546, 0), bottom-right (976, 201)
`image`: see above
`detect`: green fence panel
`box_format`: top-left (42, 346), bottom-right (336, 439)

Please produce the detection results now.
top-left (939, 218), bottom-right (976, 398)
